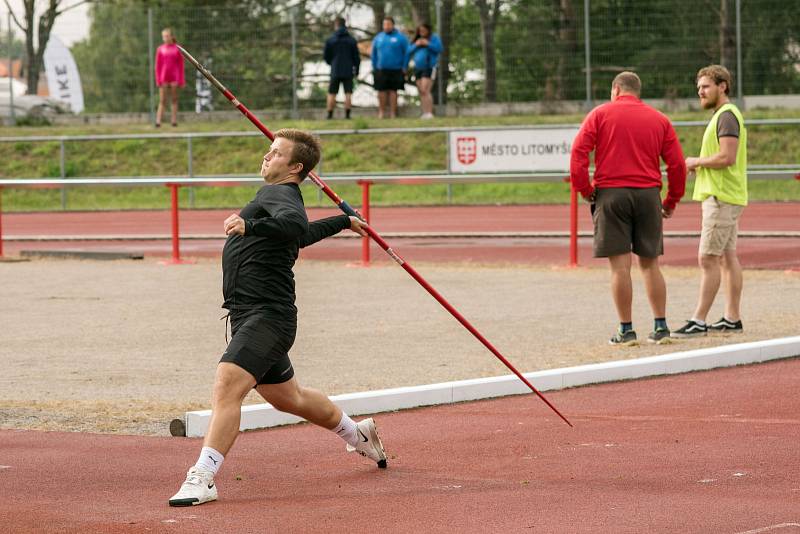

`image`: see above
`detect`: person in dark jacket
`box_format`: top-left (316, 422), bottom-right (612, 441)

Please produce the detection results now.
top-left (324, 17), bottom-right (360, 119)
top-left (168, 129), bottom-right (388, 507)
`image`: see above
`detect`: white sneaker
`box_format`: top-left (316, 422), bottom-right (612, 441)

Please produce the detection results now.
top-left (168, 466), bottom-right (218, 507)
top-left (346, 417), bottom-right (388, 468)
top-left (420, 112), bottom-right (434, 119)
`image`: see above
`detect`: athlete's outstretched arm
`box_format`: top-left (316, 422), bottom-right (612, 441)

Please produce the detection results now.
top-left (298, 215), bottom-right (367, 248)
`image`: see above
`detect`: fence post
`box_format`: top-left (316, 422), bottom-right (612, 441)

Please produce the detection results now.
top-left (60, 139), bottom-right (67, 209)
top-left (147, 7), bottom-right (155, 125)
top-left (583, 0), bottom-right (592, 109)
top-left (187, 136), bottom-right (195, 208)
top-left (358, 180), bottom-right (372, 265)
top-left (6, 13), bottom-right (15, 126)
top-left (0, 187), bottom-right (4, 258)
top-left (435, 0), bottom-right (444, 111)
top-left (735, 0), bottom-right (743, 108)
top-left (290, 8), bottom-right (298, 119)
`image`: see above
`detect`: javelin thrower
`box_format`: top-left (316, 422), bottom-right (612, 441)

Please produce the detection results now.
top-left (178, 46), bottom-right (571, 428)
top-left (170, 47), bottom-right (573, 508)
top-left (169, 129), bottom-right (387, 507)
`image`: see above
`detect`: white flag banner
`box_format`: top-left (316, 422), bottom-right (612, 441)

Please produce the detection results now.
top-left (448, 128), bottom-right (579, 173)
top-left (43, 35), bottom-right (84, 113)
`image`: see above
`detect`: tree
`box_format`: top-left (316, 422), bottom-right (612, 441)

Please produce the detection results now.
top-left (544, 0), bottom-right (578, 101)
top-left (3, 0), bottom-right (89, 95)
top-left (435, 0), bottom-right (454, 105)
top-left (407, 0), bottom-right (432, 27)
top-left (475, 0), bottom-right (501, 102)
top-left (718, 0), bottom-right (735, 69)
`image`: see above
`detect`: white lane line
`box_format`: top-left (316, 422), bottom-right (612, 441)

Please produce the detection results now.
top-left (734, 523), bottom-right (800, 534)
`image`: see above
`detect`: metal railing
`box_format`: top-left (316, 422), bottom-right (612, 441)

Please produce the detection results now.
top-left (2, 168), bottom-right (799, 265)
top-left (2, 119), bottom-right (800, 209)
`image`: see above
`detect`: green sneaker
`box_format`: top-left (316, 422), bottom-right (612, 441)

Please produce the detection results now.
top-left (609, 329), bottom-right (637, 345)
top-left (647, 327), bottom-right (671, 344)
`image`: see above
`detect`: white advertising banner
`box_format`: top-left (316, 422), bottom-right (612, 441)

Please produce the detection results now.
top-left (43, 35), bottom-right (84, 113)
top-left (448, 128), bottom-right (579, 173)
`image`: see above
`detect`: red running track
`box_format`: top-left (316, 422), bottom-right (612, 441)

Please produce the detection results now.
top-left (2, 357), bottom-right (799, 533)
top-left (2, 203), bottom-right (799, 269)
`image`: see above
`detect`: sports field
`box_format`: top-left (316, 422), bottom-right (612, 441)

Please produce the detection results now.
top-left (2, 253), bottom-right (799, 435)
top-left (3, 187), bottom-right (800, 533)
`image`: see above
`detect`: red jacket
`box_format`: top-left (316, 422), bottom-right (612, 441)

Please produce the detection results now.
top-left (570, 95), bottom-right (686, 211)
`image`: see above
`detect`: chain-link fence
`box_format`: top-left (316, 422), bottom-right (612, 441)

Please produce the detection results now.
top-left (2, 1), bottom-right (799, 117)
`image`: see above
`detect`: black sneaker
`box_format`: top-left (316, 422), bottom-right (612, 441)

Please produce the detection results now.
top-left (647, 327), bottom-right (671, 344)
top-left (671, 320), bottom-right (708, 338)
top-left (708, 317), bottom-right (743, 333)
top-left (609, 329), bottom-right (637, 345)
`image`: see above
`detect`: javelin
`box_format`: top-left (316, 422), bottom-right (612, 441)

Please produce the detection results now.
top-left (179, 46), bottom-right (572, 427)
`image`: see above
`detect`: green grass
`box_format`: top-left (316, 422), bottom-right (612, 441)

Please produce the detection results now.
top-left (1, 111), bottom-right (799, 211)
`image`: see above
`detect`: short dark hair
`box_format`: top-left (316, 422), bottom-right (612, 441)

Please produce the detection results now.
top-left (612, 71), bottom-right (642, 96)
top-left (383, 16), bottom-right (395, 24)
top-left (335, 17), bottom-right (346, 28)
top-left (697, 64), bottom-right (732, 95)
top-left (274, 129), bottom-right (321, 180)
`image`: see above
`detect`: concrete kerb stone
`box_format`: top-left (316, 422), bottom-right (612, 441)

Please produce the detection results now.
top-left (183, 336), bottom-right (800, 438)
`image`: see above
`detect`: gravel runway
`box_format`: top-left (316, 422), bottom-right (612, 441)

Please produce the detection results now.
top-left (2, 258), bottom-right (798, 435)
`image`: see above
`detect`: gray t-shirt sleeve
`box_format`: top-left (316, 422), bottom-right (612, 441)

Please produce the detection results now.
top-left (716, 110), bottom-right (740, 138)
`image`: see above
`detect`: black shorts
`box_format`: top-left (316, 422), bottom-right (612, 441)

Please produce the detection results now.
top-left (592, 187), bottom-right (663, 258)
top-left (328, 77), bottom-right (354, 95)
top-left (374, 69), bottom-right (405, 91)
top-left (220, 310), bottom-right (296, 385)
top-left (414, 68), bottom-right (433, 80)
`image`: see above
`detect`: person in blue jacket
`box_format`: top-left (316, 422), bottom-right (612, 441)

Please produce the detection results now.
top-left (370, 16), bottom-right (409, 118)
top-left (323, 17), bottom-right (361, 120)
top-left (406, 23), bottom-right (443, 119)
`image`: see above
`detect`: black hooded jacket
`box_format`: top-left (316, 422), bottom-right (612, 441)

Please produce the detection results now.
top-left (324, 26), bottom-right (360, 79)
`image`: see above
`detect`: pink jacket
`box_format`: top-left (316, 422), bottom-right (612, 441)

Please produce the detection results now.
top-left (155, 43), bottom-right (185, 87)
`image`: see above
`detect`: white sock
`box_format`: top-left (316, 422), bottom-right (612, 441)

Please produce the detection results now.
top-left (691, 318), bottom-right (706, 326)
top-left (195, 446), bottom-right (224, 476)
top-left (332, 412), bottom-right (359, 447)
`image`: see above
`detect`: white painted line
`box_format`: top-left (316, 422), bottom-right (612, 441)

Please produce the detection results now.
top-left (183, 336), bottom-right (800, 438)
top-left (734, 523), bottom-right (800, 534)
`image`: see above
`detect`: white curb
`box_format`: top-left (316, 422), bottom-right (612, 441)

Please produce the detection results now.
top-left (183, 336), bottom-right (800, 438)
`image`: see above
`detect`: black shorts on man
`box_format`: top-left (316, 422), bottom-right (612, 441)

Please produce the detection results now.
top-left (414, 68), bottom-right (433, 80)
top-left (328, 77), bottom-right (354, 95)
top-left (220, 309), bottom-right (296, 385)
top-left (374, 69), bottom-right (405, 91)
top-left (592, 187), bottom-right (663, 258)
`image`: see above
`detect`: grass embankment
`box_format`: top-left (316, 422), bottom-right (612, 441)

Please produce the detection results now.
top-left (1, 110), bottom-right (799, 211)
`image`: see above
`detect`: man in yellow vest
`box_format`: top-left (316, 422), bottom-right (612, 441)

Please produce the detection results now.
top-left (672, 65), bottom-right (747, 338)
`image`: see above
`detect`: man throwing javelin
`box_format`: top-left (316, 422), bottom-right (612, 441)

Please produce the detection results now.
top-left (169, 128), bottom-right (387, 507)
top-left (570, 72), bottom-right (687, 345)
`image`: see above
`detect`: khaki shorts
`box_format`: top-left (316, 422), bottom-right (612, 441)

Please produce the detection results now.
top-left (699, 196), bottom-right (745, 256)
top-left (592, 187), bottom-right (663, 258)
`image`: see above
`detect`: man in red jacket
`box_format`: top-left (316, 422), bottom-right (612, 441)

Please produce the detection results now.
top-left (570, 72), bottom-right (687, 345)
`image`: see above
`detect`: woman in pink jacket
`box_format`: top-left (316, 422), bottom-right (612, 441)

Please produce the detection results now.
top-left (155, 28), bottom-right (185, 127)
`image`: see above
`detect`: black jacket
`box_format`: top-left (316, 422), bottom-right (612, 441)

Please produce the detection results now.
top-left (324, 27), bottom-right (360, 79)
top-left (221, 183), bottom-right (351, 316)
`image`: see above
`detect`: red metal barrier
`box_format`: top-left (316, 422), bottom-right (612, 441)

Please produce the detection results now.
top-left (569, 185), bottom-right (578, 267)
top-left (359, 180), bottom-right (372, 265)
top-left (0, 187), bottom-right (4, 258)
top-left (161, 183), bottom-right (193, 265)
